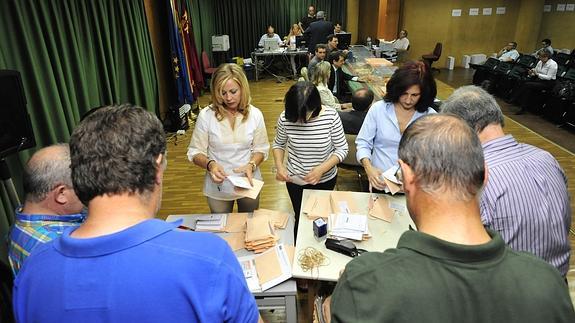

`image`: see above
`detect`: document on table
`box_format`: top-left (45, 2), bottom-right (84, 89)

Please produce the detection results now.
top-left (239, 244), bottom-right (293, 292)
top-left (329, 213), bottom-right (369, 241)
top-left (368, 195), bottom-right (394, 222)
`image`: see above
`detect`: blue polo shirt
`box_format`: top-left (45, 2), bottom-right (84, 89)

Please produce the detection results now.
top-left (13, 219), bottom-right (258, 323)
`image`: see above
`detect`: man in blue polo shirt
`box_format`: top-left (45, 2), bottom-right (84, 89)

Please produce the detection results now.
top-left (13, 105), bottom-right (259, 323)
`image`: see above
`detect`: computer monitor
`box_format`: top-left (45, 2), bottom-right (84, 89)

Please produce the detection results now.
top-left (337, 33), bottom-right (352, 50)
top-left (264, 38), bottom-right (279, 51)
top-left (295, 35), bottom-right (307, 49)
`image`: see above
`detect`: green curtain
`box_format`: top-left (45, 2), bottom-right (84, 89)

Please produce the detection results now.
top-left (193, 0), bottom-right (347, 59)
top-left (0, 0), bottom-right (158, 263)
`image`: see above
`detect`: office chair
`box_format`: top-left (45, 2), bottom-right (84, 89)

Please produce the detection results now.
top-left (421, 42), bottom-right (442, 72)
top-left (201, 50), bottom-right (217, 87)
top-left (338, 134), bottom-right (368, 192)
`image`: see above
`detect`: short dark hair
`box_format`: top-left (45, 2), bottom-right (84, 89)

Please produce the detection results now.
top-left (315, 43), bottom-right (327, 52)
top-left (351, 88), bottom-right (374, 112)
top-left (398, 115), bottom-right (485, 201)
top-left (334, 22), bottom-right (342, 26)
top-left (542, 38), bottom-right (551, 46)
top-left (328, 50), bottom-right (345, 64)
top-left (326, 34), bottom-right (337, 43)
top-left (385, 61), bottom-right (437, 112)
top-left (441, 85), bottom-right (504, 133)
top-left (538, 49), bottom-right (552, 58)
top-left (284, 81), bottom-right (322, 123)
top-left (400, 29), bottom-right (408, 37)
top-left (69, 104), bottom-right (166, 204)
top-left (509, 41), bottom-right (517, 49)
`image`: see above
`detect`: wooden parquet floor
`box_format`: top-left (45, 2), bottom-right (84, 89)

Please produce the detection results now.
top-left (159, 74), bottom-right (575, 319)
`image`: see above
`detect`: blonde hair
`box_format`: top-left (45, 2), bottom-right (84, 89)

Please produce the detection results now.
top-left (313, 61), bottom-right (331, 86)
top-left (288, 24), bottom-right (302, 38)
top-left (210, 63), bottom-right (251, 121)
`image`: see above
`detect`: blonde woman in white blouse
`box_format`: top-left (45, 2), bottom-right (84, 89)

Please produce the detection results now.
top-left (312, 61), bottom-right (352, 111)
top-left (188, 64), bottom-right (270, 213)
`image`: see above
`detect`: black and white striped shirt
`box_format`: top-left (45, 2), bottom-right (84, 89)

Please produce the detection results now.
top-left (273, 107), bottom-right (348, 183)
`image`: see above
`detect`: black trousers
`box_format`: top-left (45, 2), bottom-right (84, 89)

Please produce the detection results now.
top-left (286, 176), bottom-right (338, 239)
top-left (514, 79), bottom-right (555, 111)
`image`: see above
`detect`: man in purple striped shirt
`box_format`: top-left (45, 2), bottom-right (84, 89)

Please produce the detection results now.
top-left (441, 85), bottom-right (571, 277)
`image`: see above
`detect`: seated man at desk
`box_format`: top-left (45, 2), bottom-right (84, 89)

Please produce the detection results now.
top-left (330, 114), bottom-right (575, 322)
top-left (258, 24), bottom-right (283, 48)
top-left (392, 29), bottom-right (410, 53)
top-left (13, 105), bottom-right (259, 322)
top-left (338, 88), bottom-right (374, 135)
top-left (327, 50), bottom-right (359, 102)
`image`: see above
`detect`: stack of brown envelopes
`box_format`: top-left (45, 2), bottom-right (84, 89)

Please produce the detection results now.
top-left (245, 213), bottom-right (279, 253)
top-left (253, 209), bottom-right (289, 229)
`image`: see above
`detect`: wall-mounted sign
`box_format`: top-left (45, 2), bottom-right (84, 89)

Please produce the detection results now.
top-left (452, 9), bottom-right (462, 17)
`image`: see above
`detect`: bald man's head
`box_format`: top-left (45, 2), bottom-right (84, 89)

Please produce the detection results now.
top-left (24, 144), bottom-right (74, 203)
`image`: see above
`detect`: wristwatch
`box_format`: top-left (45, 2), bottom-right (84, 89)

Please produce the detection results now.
top-left (248, 161), bottom-right (257, 172)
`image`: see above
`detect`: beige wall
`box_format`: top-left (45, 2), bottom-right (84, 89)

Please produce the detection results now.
top-left (539, 1), bottom-right (575, 51)
top-left (358, 0), bottom-right (380, 45)
top-left (347, 0), bottom-right (360, 44)
top-left (401, 0), bottom-right (531, 67)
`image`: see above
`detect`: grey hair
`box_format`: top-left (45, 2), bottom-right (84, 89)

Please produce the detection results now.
top-left (23, 143), bottom-right (73, 203)
top-left (440, 85), bottom-right (504, 133)
top-left (398, 115), bottom-right (485, 201)
top-left (537, 49), bottom-right (552, 58)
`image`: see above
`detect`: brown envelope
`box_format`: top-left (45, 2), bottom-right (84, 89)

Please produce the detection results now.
top-left (222, 232), bottom-right (246, 251)
top-left (245, 215), bottom-right (274, 242)
top-left (302, 193), bottom-right (330, 219)
top-left (330, 191), bottom-right (360, 214)
top-left (383, 178), bottom-right (403, 195)
top-left (254, 248), bottom-right (282, 286)
top-left (224, 213), bottom-right (248, 232)
top-left (254, 209), bottom-right (289, 229)
top-left (369, 196), bottom-right (394, 223)
top-left (234, 178), bottom-right (264, 200)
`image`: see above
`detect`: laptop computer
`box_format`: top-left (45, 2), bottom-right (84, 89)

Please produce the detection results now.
top-left (264, 38), bottom-right (280, 52)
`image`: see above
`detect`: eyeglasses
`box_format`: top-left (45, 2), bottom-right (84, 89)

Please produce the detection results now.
top-left (394, 164), bottom-right (403, 183)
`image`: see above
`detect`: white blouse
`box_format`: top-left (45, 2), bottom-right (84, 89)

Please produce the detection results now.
top-left (187, 105), bottom-right (270, 200)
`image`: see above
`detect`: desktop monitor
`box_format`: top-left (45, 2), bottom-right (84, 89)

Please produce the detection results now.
top-left (337, 33), bottom-right (352, 50)
top-left (264, 38), bottom-right (279, 51)
top-left (295, 35), bottom-right (307, 49)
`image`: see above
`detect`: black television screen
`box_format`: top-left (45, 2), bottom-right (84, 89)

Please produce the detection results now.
top-left (0, 70), bottom-right (35, 158)
top-left (337, 33), bottom-right (352, 50)
top-left (296, 35), bottom-right (307, 49)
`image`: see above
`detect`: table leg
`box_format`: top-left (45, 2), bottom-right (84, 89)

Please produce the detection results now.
top-left (307, 279), bottom-right (319, 322)
top-left (256, 59), bottom-right (259, 81)
top-left (285, 295), bottom-right (297, 323)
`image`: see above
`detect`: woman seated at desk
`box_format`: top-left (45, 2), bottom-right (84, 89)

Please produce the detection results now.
top-left (285, 23), bottom-right (303, 47)
top-left (312, 61), bottom-right (352, 111)
top-left (356, 61), bottom-right (436, 192)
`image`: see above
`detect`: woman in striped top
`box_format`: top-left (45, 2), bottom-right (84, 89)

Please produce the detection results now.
top-left (273, 82), bottom-right (348, 236)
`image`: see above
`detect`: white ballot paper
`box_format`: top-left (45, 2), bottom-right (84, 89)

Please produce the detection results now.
top-left (227, 175), bottom-right (253, 189)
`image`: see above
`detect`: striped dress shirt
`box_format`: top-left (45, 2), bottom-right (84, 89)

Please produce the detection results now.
top-left (8, 209), bottom-right (86, 275)
top-left (481, 135), bottom-right (571, 276)
top-left (273, 106), bottom-right (348, 183)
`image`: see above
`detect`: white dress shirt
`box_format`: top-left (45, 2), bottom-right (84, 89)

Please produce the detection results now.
top-left (187, 105), bottom-right (270, 200)
top-left (534, 59), bottom-right (558, 80)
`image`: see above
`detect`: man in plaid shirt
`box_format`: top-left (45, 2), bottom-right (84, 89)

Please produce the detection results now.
top-left (8, 144), bottom-right (85, 275)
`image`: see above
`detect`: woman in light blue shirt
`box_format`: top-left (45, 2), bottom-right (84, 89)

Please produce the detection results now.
top-left (356, 61), bottom-right (437, 191)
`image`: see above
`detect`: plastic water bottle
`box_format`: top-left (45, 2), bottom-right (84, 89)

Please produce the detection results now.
top-left (366, 37), bottom-right (372, 48)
